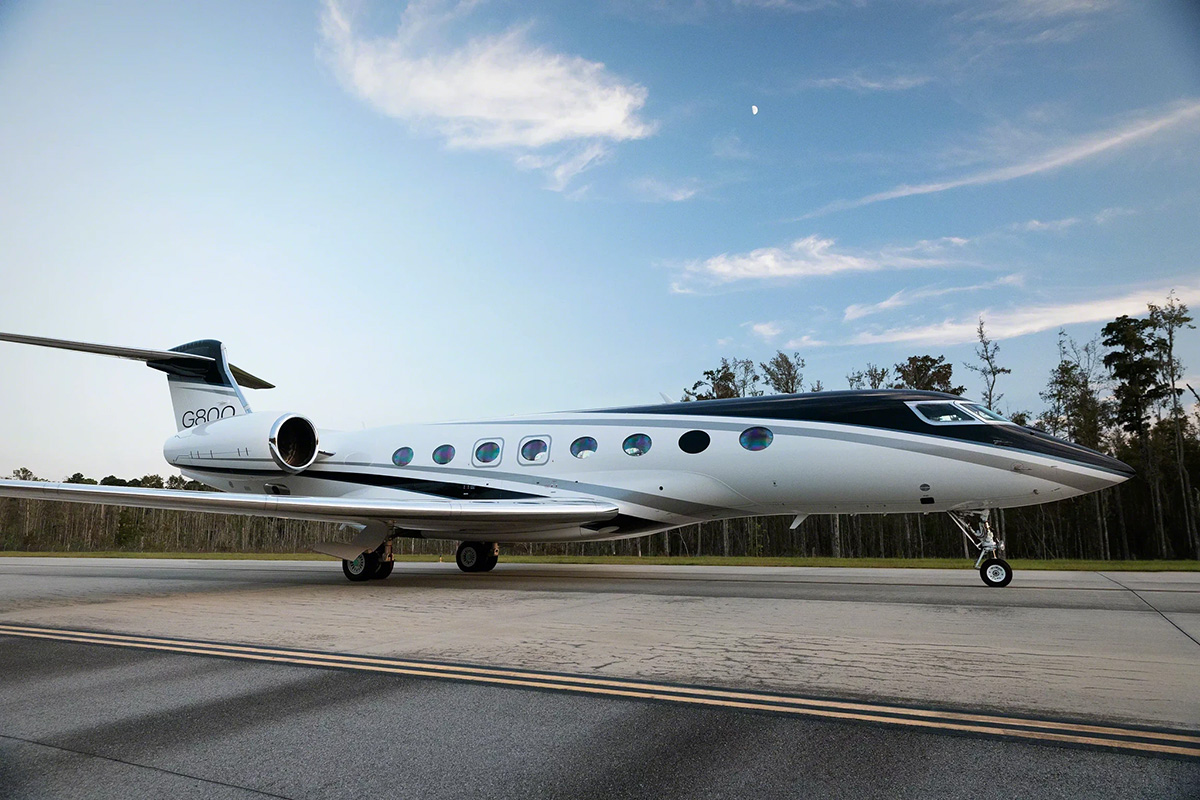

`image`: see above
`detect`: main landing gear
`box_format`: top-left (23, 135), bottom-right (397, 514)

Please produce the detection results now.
top-left (948, 510), bottom-right (1013, 588)
top-left (456, 541), bottom-right (499, 573)
top-left (342, 541), bottom-right (394, 582)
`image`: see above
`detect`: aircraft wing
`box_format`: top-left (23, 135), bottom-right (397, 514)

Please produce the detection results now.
top-left (0, 480), bottom-right (619, 534)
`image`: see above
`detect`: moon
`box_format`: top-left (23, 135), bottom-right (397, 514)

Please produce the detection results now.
top-left (751, 105), bottom-right (758, 115)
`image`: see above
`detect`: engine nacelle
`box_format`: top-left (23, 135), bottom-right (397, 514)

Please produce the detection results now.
top-left (164, 412), bottom-right (319, 474)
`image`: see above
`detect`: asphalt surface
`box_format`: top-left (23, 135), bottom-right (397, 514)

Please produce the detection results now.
top-left (2, 636), bottom-right (1199, 800)
top-left (1, 558), bottom-right (1198, 798)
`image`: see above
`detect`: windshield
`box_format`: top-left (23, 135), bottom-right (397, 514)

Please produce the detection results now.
top-left (963, 404), bottom-right (1010, 423)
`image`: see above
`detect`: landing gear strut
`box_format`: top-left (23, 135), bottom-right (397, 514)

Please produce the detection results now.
top-left (948, 510), bottom-right (1012, 588)
top-left (456, 541), bottom-right (499, 573)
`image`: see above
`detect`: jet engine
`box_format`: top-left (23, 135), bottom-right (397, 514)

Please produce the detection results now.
top-left (163, 412), bottom-right (320, 474)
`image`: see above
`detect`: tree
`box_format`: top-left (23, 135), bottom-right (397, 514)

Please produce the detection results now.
top-left (964, 318), bottom-right (1011, 409)
top-left (1147, 291), bottom-right (1199, 557)
top-left (1103, 314), bottom-right (1172, 556)
top-left (683, 357), bottom-right (761, 400)
top-left (760, 351), bottom-right (804, 394)
top-left (1037, 332), bottom-right (1107, 448)
top-left (10, 467), bottom-right (39, 481)
top-left (1102, 315), bottom-right (1168, 436)
top-left (848, 363), bottom-right (889, 390)
top-left (890, 355), bottom-right (965, 395)
top-left (65, 473), bottom-right (97, 485)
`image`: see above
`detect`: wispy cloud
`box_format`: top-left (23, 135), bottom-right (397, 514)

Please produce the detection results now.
top-left (806, 100), bottom-right (1200, 216)
top-left (670, 234), bottom-right (963, 293)
top-left (784, 334), bottom-right (829, 349)
top-left (631, 177), bottom-right (703, 202)
top-left (1011, 217), bottom-right (1079, 232)
top-left (973, 0), bottom-right (1115, 24)
top-left (320, 0), bottom-right (655, 189)
top-left (844, 274), bottom-right (1023, 321)
top-left (1093, 206), bottom-right (1136, 224)
top-left (849, 283), bottom-right (1200, 346)
top-left (798, 72), bottom-right (932, 92)
top-left (744, 320), bottom-right (783, 340)
top-left (732, 0), bottom-right (848, 12)
top-left (712, 132), bottom-right (752, 160)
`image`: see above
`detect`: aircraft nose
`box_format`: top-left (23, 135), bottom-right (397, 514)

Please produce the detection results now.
top-left (1106, 454), bottom-right (1137, 480)
top-left (1012, 427), bottom-right (1135, 484)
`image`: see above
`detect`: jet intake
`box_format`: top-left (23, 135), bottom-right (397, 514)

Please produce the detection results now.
top-left (269, 415), bottom-right (319, 473)
top-left (163, 412), bottom-right (320, 474)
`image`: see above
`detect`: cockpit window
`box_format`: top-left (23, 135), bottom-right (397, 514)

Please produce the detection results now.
top-left (912, 402), bottom-right (978, 424)
top-left (963, 403), bottom-right (1010, 423)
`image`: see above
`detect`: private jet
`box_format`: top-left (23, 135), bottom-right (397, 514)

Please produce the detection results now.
top-left (0, 333), bottom-right (1135, 587)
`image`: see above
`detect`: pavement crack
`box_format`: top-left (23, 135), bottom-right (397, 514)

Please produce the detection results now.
top-left (1099, 573), bottom-right (1200, 650)
top-left (0, 732), bottom-right (300, 799)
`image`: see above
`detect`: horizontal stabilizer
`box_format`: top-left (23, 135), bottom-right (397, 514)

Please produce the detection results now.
top-left (0, 331), bottom-right (274, 390)
top-left (0, 331), bottom-right (212, 364)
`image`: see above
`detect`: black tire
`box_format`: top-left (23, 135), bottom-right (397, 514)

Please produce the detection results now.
top-left (342, 552), bottom-right (378, 582)
top-left (456, 541), bottom-right (483, 573)
top-left (373, 559), bottom-right (394, 580)
top-left (480, 550), bottom-right (498, 572)
top-left (980, 558), bottom-right (1013, 588)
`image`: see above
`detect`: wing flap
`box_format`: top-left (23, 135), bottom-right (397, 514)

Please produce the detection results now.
top-left (0, 480), bottom-right (619, 532)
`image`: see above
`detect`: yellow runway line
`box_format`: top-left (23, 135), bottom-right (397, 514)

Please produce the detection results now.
top-left (2, 623), bottom-right (1196, 759)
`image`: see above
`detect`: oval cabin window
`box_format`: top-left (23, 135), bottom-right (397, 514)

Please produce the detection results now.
top-left (739, 427), bottom-right (773, 452)
top-left (570, 436), bottom-right (598, 459)
top-left (678, 430), bottom-right (710, 454)
top-left (520, 438), bottom-right (549, 465)
top-left (623, 433), bottom-right (652, 456)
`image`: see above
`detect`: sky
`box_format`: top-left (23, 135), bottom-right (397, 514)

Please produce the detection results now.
top-left (1, 0), bottom-right (1199, 480)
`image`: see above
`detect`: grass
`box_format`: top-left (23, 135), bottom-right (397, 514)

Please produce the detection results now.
top-left (0, 551), bottom-right (1197, 570)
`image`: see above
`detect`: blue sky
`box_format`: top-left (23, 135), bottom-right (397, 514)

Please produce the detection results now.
top-left (1, 0), bottom-right (1198, 479)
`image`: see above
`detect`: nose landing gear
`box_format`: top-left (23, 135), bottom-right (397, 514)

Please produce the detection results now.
top-left (948, 510), bottom-right (1012, 587)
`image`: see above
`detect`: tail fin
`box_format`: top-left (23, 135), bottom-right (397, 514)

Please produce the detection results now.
top-left (0, 332), bottom-right (273, 431)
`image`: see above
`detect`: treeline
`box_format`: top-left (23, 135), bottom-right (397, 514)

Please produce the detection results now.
top-left (2, 294), bottom-right (1197, 561)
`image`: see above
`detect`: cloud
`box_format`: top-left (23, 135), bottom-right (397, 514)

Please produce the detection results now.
top-left (843, 274), bottom-right (1023, 321)
top-left (1093, 206), bottom-right (1136, 224)
top-left (733, 0), bottom-right (849, 12)
top-left (799, 72), bottom-right (932, 92)
top-left (744, 321), bottom-right (783, 340)
top-left (784, 334), bottom-right (829, 348)
top-left (1011, 217), bottom-right (1079, 232)
top-left (631, 177), bottom-right (702, 202)
top-left (849, 283), bottom-right (1200, 346)
top-left (670, 234), bottom-right (961, 292)
top-left (805, 100), bottom-right (1200, 216)
top-left (712, 132), bottom-right (752, 160)
top-left (974, 0), bottom-right (1115, 23)
top-left (320, 0), bottom-right (655, 188)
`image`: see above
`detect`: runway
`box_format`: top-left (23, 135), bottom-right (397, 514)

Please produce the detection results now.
top-left (1, 558), bottom-right (1198, 798)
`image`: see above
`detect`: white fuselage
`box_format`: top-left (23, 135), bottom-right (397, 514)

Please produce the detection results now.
top-left (171, 406), bottom-right (1128, 544)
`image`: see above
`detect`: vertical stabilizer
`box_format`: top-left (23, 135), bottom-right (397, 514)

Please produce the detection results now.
top-left (147, 340), bottom-right (252, 431)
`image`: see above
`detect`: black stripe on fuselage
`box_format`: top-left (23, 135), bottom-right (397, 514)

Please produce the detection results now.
top-left (189, 466), bottom-right (542, 501)
top-left (597, 390), bottom-right (1134, 478)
